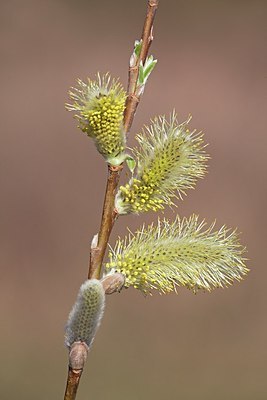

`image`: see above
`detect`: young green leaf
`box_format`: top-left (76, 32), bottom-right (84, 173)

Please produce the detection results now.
top-left (134, 39), bottom-right (142, 58)
top-left (137, 55), bottom-right (157, 90)
top-left (126, 156), bottom-right (137, 174)
top-left (138, 61), bottom-right (145, 85)
top-left (143, 55), bottom-right (157, 83)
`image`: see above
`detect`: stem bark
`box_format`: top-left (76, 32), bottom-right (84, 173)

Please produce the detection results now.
top-left (89, 0), bottom-right (159, 280)
top-left (64, 2), bottom-right (159, 399)
top-left (64, 368), bottom-right (83, 400)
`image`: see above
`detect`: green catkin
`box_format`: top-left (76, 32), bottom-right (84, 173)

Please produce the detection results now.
top-left (105, 215), bottom-right (248, 294)
top-left (66, 73), bottom-right (127, 164)
top-left (65, 279), bottom-right (105, 348)
top-left (115, 113), bottom-right (208, 214)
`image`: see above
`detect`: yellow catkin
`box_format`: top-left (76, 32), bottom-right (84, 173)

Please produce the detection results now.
top-left (106, 216), bottom-right (248, 294)
top-left (115, 113), bottom-right (208, 214)
top-left (66, 74), bottom-right (127, 162)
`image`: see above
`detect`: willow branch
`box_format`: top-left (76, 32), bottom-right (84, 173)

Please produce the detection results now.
top-left (89, 164), bottom-right (122, 279)
top-left (64, 3), bottom-right (159, 399)
top-left (124, 0), bottom-right (159, 133)
top-left (64, 368), bottom-right (83, 400)
top-left (88, 0), bottom-right (159, 281)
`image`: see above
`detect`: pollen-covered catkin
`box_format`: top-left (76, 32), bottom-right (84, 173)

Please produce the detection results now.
top-left (65, 279), bottom-right (105, 348)
top-left (66, 74), bottom-right (127, 164)
top-left (115, 113), bottom-right (208, 214)
top-left (105, 215), bottom-right (248, 294)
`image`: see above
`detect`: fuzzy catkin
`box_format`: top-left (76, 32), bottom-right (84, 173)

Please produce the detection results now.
top-left (65, 279), bottom-right (105, 348)
top-left (66, 74), bottom-right (127, 164)
top-left (105, 215), bottom-right (248, 294)
top-left (115, 113), bottom-right (208, 214)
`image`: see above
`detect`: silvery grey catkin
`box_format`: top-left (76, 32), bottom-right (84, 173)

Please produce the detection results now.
top-left (65, 279), bottom-right (105, 349)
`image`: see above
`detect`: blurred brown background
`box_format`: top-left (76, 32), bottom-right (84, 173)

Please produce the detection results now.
top-left (0, 0), bottom-right (266, 399)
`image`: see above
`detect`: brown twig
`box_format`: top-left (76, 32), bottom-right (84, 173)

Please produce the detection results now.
top-left (64, 368), bottom-right (83, 400)
top-left (88, 0), bottom-right (159, 280)
top-left (64, 343), bottom-right (89, 400)
top-left (89, 164), bottom-right (122, 279)
top-left (64, 2), bottom-right (159, 399)
top-left (124, 0), bottom-right (159, 133)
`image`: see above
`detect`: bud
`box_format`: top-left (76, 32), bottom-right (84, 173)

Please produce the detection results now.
top-left (115, 112), bottom-right (208, 214)
top-left (65, 279), bottom-right (105, 349)
top-left (105, 215), bottom-right (248, 294)
top-left (69, 341), bottom-right (89, 370)
top-left (66, 73), bottom-right (127, 164)
top-left (101, 272), bottom-right (125, 294)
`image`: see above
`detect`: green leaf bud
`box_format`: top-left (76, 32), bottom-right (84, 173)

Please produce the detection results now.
top-left (105, 215), bottom-right (248, 294)
top-left (125, 155), bottom-right (136, 174)
top-left (134, 40), bottom-right (142, 58)
top-left (66, 73), bottom-right (127, 164)
top-left (115, 112), bottom-right (208, 214)
top-left (137, 55), bottom-right (157, 88)
top-left (143, 55), bottom-right (157, 81)
top-left (65, 279), bottom-right (105, 349)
